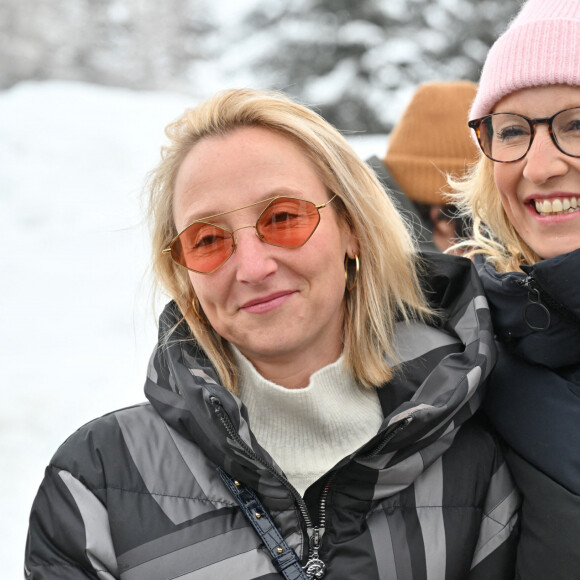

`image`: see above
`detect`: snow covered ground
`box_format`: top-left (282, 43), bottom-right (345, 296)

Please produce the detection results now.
top-left (0, 80), bottom-right (387, 577)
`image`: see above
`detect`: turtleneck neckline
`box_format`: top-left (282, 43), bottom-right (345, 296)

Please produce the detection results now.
top-left (231, 346), bottom-right (384, 495)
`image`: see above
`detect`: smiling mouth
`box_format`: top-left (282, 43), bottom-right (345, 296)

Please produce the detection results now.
top-left (241, 291), bottom-right (296, 311)
top-left (533, 196), bottom-right (580, 216)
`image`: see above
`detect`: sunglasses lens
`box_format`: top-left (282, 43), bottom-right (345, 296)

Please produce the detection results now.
top-left (172, 223), bottom-right (234, 273)
top-left (169, 197), bottom-right (325, 273)
top-left (257, 198), bottom-right (320, 247)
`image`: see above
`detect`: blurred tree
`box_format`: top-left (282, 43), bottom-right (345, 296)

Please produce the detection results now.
top-left (1, 0), bottom-right (521, 130)
top-left (231, 0), bottom-right (521, 131)
top-left (0, 0), bottom-right (214, 91)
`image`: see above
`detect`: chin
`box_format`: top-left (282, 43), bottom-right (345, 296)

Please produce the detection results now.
top-left (236, 338), bottom-right (294, 359)
top-left (534, 241), bottom-right (580, 260)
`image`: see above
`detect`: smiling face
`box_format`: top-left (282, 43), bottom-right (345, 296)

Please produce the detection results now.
top-left (173, 126), bottom-right (358, 386)
top-left (493, 85), bottom-right (580, 260)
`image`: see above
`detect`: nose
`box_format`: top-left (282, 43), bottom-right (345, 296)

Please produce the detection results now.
top-left (522, 126), bottom-right (569, 184)
top-left (231, 227), bottom-right (277, 284)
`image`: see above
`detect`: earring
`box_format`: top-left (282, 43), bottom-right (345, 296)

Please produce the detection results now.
top-left (192, 295), bottom-right (208, 325)
top-left (344, 254), bottom-right (359, 292)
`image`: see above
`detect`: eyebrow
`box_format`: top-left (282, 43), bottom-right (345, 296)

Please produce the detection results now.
top-left (179, 187), bottom-right (311, 226)
top-left (180, 196), bottom-right (277, 229)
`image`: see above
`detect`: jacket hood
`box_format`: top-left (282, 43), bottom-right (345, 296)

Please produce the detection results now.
top-left (144, 252), bottom-right (495, 502)
top-left (476, 249), bottom-right (580, 368)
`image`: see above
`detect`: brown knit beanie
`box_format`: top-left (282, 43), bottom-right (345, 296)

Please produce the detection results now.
top-left (384, 80), bottom-right (479, 205)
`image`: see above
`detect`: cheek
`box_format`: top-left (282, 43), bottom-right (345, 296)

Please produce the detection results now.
top-left (494, 164), bottom-right (510, 195)
top-left (313, 246), bottom-right (349, 298)
top-left (188, 273), bottom-right (216, 303)
top-left (188, 273), bottom-right (232, 331)
top-left (494, 164), bottom-right (520, 211)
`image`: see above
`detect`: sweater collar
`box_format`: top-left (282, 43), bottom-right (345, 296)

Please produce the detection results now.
top-left (232, 347), bottom-right (383, 495)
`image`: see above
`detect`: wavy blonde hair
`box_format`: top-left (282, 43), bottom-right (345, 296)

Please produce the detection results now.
top-left (147, 88), bottom-right (431, 393)
top-left (450, 155), bottom-right (541, 272)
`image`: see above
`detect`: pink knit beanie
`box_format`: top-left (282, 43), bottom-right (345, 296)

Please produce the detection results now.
top-left (470, 0), bottom-right (580, 120)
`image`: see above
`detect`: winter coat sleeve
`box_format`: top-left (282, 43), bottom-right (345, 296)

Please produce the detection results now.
top-left (25, 464), bottom-right (118, 580)
top-left (468, 458), bottom-right (520, 579)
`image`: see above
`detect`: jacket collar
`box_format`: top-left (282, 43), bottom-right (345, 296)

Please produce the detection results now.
top-left (144, 253), bottom-right (494, 499)
top-left (476, 248), bottom-right (580, 368)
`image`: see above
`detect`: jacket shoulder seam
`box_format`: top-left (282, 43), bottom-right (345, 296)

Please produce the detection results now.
top-left (48, 465), bottom-right (236, 506)
top-left (26, 561), bottom-right (104, 572)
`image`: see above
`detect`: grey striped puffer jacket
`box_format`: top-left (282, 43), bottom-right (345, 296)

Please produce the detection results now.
top-left (25, 253), bottom-right (519, 579)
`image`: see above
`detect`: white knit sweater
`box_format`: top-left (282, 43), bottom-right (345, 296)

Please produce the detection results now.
top-left (233, 348), bottom-right (384, 496)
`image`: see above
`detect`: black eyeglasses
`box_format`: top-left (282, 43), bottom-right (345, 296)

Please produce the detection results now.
top-left (468, 106), bottom-right (580, 163)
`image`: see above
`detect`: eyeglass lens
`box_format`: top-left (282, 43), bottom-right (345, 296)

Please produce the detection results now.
top-left (170, 197), bottom-right (322, 273)
top-left (477, 107), bottom-right (580, 162)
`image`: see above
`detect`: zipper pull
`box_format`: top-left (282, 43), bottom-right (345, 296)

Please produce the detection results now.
top-left (520, 275), bottom-right (550, 331)
top-left (304, 527), bottom-right (326, 579)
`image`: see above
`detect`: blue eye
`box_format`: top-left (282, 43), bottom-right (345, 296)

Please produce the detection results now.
top-left (496, 125), bottom-right (529, 142)
top-left (561, 120), bottom-right (580, 134)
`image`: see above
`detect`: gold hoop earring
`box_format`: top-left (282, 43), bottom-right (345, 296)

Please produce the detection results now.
top-left (344, 254), bottom-right (359, 292)
top-left (192, 295), bottom-right (208, 325)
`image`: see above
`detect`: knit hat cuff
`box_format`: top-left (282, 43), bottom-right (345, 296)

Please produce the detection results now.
top-left (470, 19), bottom-right (580, 119)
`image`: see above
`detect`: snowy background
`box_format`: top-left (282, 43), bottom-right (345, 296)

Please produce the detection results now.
top-left (0, 80), bottom-right (387, 577)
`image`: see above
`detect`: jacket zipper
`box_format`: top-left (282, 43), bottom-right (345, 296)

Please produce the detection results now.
top-left (518, 274), bottom-right (580, 330)
top-left (210, 396), bottom-right (320, 573)
top-left (303, 416), bottom-right (412, 578)
top-left (210, 395), bottom-right (311, 522)
top-left (302, 474), bottom-right (334, 579)
top-left (211, 395), bottom-right (411, 579)
top-left (365, 416), bottom-right (413, 457)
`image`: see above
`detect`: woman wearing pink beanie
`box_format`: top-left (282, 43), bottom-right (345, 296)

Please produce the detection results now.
top-left (453, 0), bottom-right (580, 577)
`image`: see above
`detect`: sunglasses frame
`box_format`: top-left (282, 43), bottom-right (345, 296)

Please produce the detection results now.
top-left (468, 106), bottom-right (580, 163)
top-left (163, 194), bottom-right (337, 274)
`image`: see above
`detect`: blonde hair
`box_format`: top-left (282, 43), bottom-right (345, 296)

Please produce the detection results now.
top-left (147, 88), bottom-right (431, 392)
top-left (450, 155), bottom-right (541, 272)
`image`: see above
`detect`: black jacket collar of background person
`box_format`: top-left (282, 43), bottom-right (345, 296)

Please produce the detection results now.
top-left (475, 248), bottom-right (580, 368)
top-left (366, 156), bottom-right (438, 253)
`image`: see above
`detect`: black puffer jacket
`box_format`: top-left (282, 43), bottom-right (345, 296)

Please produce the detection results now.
top-left (478, 249), bottom-right (580, 580)
top-left (26, 253), bottom-right (519, 579)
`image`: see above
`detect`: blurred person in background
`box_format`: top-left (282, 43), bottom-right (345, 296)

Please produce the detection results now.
top-left (452, 0), bottom-right (580, 577)
top-left (367, 81), bottom-right (479, 253)
top-left (25, 88), bottom-right (518, 579)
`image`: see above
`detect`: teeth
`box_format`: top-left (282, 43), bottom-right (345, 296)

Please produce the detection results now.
top-left (535, 196), bottom-right (580, 215)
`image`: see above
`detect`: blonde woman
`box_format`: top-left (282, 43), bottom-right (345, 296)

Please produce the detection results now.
top-left (26, 89), bottom-right (518, 579)
top-left (453, 0), bottom-right (580, 577)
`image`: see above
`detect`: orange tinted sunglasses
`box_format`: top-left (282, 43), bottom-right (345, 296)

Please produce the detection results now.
top-left (163, 194), bottom-right (337, 274)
